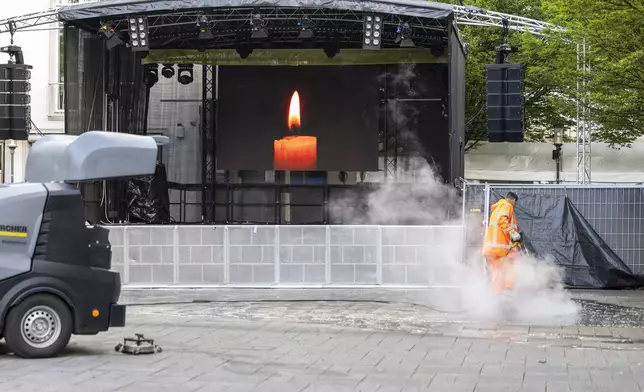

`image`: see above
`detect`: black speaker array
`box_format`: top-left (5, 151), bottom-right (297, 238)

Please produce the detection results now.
top-left (0, 63), bottom-right (32, 141)
top-left (485, 63), bottom-right (525, 143)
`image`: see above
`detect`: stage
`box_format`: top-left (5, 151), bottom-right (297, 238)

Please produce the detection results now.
top-left (58, 0), bottom-right (467, 225)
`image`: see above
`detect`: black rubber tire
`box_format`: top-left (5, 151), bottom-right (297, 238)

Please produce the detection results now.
top-left (4, 294), bottom-right (73, 358)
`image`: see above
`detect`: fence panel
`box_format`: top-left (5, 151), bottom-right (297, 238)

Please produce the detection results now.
top-left (465, 184), bottom-right (644, 275)
top-left (107, 224), bottom-right (463, 287)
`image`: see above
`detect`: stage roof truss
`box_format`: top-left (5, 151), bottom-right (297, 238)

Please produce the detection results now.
top-left (91, 8), bottom-right (450, 50)
top-left (452, 5), bottom-right (565, 36)
top-left (0, 3), bottom-right (564, 38)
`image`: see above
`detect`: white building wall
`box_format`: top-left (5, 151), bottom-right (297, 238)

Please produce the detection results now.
top-left (0, 0), bottom-right (68, 182)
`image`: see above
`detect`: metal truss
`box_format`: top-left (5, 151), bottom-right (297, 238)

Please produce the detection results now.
top-left (0, 9), bottom-right (59, 34)
top-left (577, 39), bottom-right (591, 184)
top-left (201, 65), bottom-right (216, 222)
top-left (453, 6), bottom-right (592, 184)
top-left (121, 8), bottom-right (449, 50)
top-left (453, 5), bottom-right (565, 35)
top-left (384, 101), bottom-right (398, 180)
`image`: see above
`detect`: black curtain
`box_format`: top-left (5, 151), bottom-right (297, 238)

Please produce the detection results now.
top-left (64, 24), bottom-right (151, 222)
top-left (64, 24), bottom-right (104, 136)
top-left (448, 21), bottom-right (466, 186)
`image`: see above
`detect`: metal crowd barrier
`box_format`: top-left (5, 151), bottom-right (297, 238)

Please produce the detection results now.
top-left (107, 225), bottom-right (464, 288)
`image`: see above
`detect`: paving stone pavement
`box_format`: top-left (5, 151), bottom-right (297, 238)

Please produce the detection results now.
top-left (1, 289), bottom-right (644, 392)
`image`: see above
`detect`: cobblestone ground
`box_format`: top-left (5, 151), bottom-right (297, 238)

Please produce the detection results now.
top-left (1, 289), bottom-right (644, 392)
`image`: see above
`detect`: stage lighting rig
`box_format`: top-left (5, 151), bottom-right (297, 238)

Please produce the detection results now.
top-left (0, 45), bottom-right (24, 65)
top-left (143, 63), bottom-right (158, 89)
top-left (298, 17), bottom-right (314, 39)
top-left (177, 64), bottom-right (194, 85)
top-left (197, 15), bottom-right (214, 39)
top-left (161, 64), bottom-right (175, 79)
top-left (98, 24), bottom-right (124, 50)
top-left (236, 35), bottom-right (253, 59)
top-left (362, 14), bottom-right (383, 51)
top-left (395, 23), bottom-right (415, 48)
top-left (128, 16), bottom-right (149, 52)
top-left (250, 13), bottom-right (268, 40)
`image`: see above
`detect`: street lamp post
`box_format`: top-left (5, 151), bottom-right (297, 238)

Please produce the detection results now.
top-left (552, 129), bottom-right (564, 184)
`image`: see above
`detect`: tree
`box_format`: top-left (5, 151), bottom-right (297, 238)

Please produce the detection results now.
top-left (544, 0), bottom-right (644, 145)
top-left (441, 0), bottom-right (579, 150)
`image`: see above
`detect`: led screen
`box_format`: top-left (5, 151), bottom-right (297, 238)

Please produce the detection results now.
top-left (217, 65), bottom-right (381, 171)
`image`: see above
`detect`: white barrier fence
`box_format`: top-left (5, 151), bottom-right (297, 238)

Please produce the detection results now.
top-left (107, 225), bottom-right (464, 287)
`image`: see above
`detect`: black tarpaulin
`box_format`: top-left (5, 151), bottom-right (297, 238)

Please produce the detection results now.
top-left (497, 191), bottom-right (644, 289)
top-left (126, 164), bottom-right (172, 224)
top-left (58, 0), bottom-right (454, 22)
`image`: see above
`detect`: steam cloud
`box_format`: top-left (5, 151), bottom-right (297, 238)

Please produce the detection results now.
top-left (330, 65), bottom-right (580, 325)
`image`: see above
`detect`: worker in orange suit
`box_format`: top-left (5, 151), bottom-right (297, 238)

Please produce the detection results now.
top-left (482, 192), bottom-right (522, 294)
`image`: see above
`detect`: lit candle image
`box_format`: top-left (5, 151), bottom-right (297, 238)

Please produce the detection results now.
top-left (274, 90), bottom-right (318, 170)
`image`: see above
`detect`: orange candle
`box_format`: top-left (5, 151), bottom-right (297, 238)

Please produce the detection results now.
top-left (274, 135), bottom-right (317, 170)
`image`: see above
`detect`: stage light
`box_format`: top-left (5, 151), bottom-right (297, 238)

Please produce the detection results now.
top-left (128, 16), bottom-right (149, 52)
top-left (98, 24), bottom-right (124, 50)
top-left (298, 18), bottom-right (314, 39)
top-left (395, 23), bottom-right (415, 48)
top-left (197, 15), bottom-right (214, 39)
top-left (250, 13), bottom-right (268, 39)
top-left (161, 64), bottom-right (175, 79)
top-left (177, 64), bottom-right (193, 85)
top-left (324, 42), bottom-right (340, 59)
top-left (362, 14), bottom-right (383, 51)
top-left (144, 63), bottom-right (159, 89)
top-left (236, 42), bottom-right (253, 59)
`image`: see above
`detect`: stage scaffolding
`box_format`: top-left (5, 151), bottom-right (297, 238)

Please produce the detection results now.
top-left (57, 0), bottom-right (466, 225)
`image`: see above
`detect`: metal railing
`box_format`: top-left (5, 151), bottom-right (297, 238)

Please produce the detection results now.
top-left (108, 224), bottom-right (463, 287)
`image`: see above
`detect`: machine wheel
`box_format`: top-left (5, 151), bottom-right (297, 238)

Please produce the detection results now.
top-left (4, 294), bottom-right (73, 358)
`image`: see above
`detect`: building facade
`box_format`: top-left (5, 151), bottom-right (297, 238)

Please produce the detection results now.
top-left (0, 0), bottom-right (75, 182)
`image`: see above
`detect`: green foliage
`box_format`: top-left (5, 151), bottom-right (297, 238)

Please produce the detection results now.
top-left (441, 0), bottom-right (577, 150)
top-left (543, 0), bottom-right (644, 145)
top-left (443, 0), bottom-right (644, 149)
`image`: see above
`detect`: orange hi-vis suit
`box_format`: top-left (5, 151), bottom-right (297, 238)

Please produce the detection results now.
top-left (482, 199), bottom-right (520, 293)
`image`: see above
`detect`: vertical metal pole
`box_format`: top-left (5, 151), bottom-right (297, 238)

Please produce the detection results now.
top-left (582, 38), bottom-right (586, 184)
top-left (483, 183), bottom-right (491, 235)
top-left (575, 44), bottom-right (584, 184)
top-left (460, 183), bottom-right (467, 264)
top-left (482, 183), bottom-right (491, 279)
top-left (585, 41), bottom-right (591, 183)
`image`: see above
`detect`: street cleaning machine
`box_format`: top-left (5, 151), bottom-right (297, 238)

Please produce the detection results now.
top-left (0, 131), bottom-right (159, 358)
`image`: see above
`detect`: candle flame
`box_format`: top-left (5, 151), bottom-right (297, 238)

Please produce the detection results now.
top-left (288, 90), bottom-right (301, 130)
